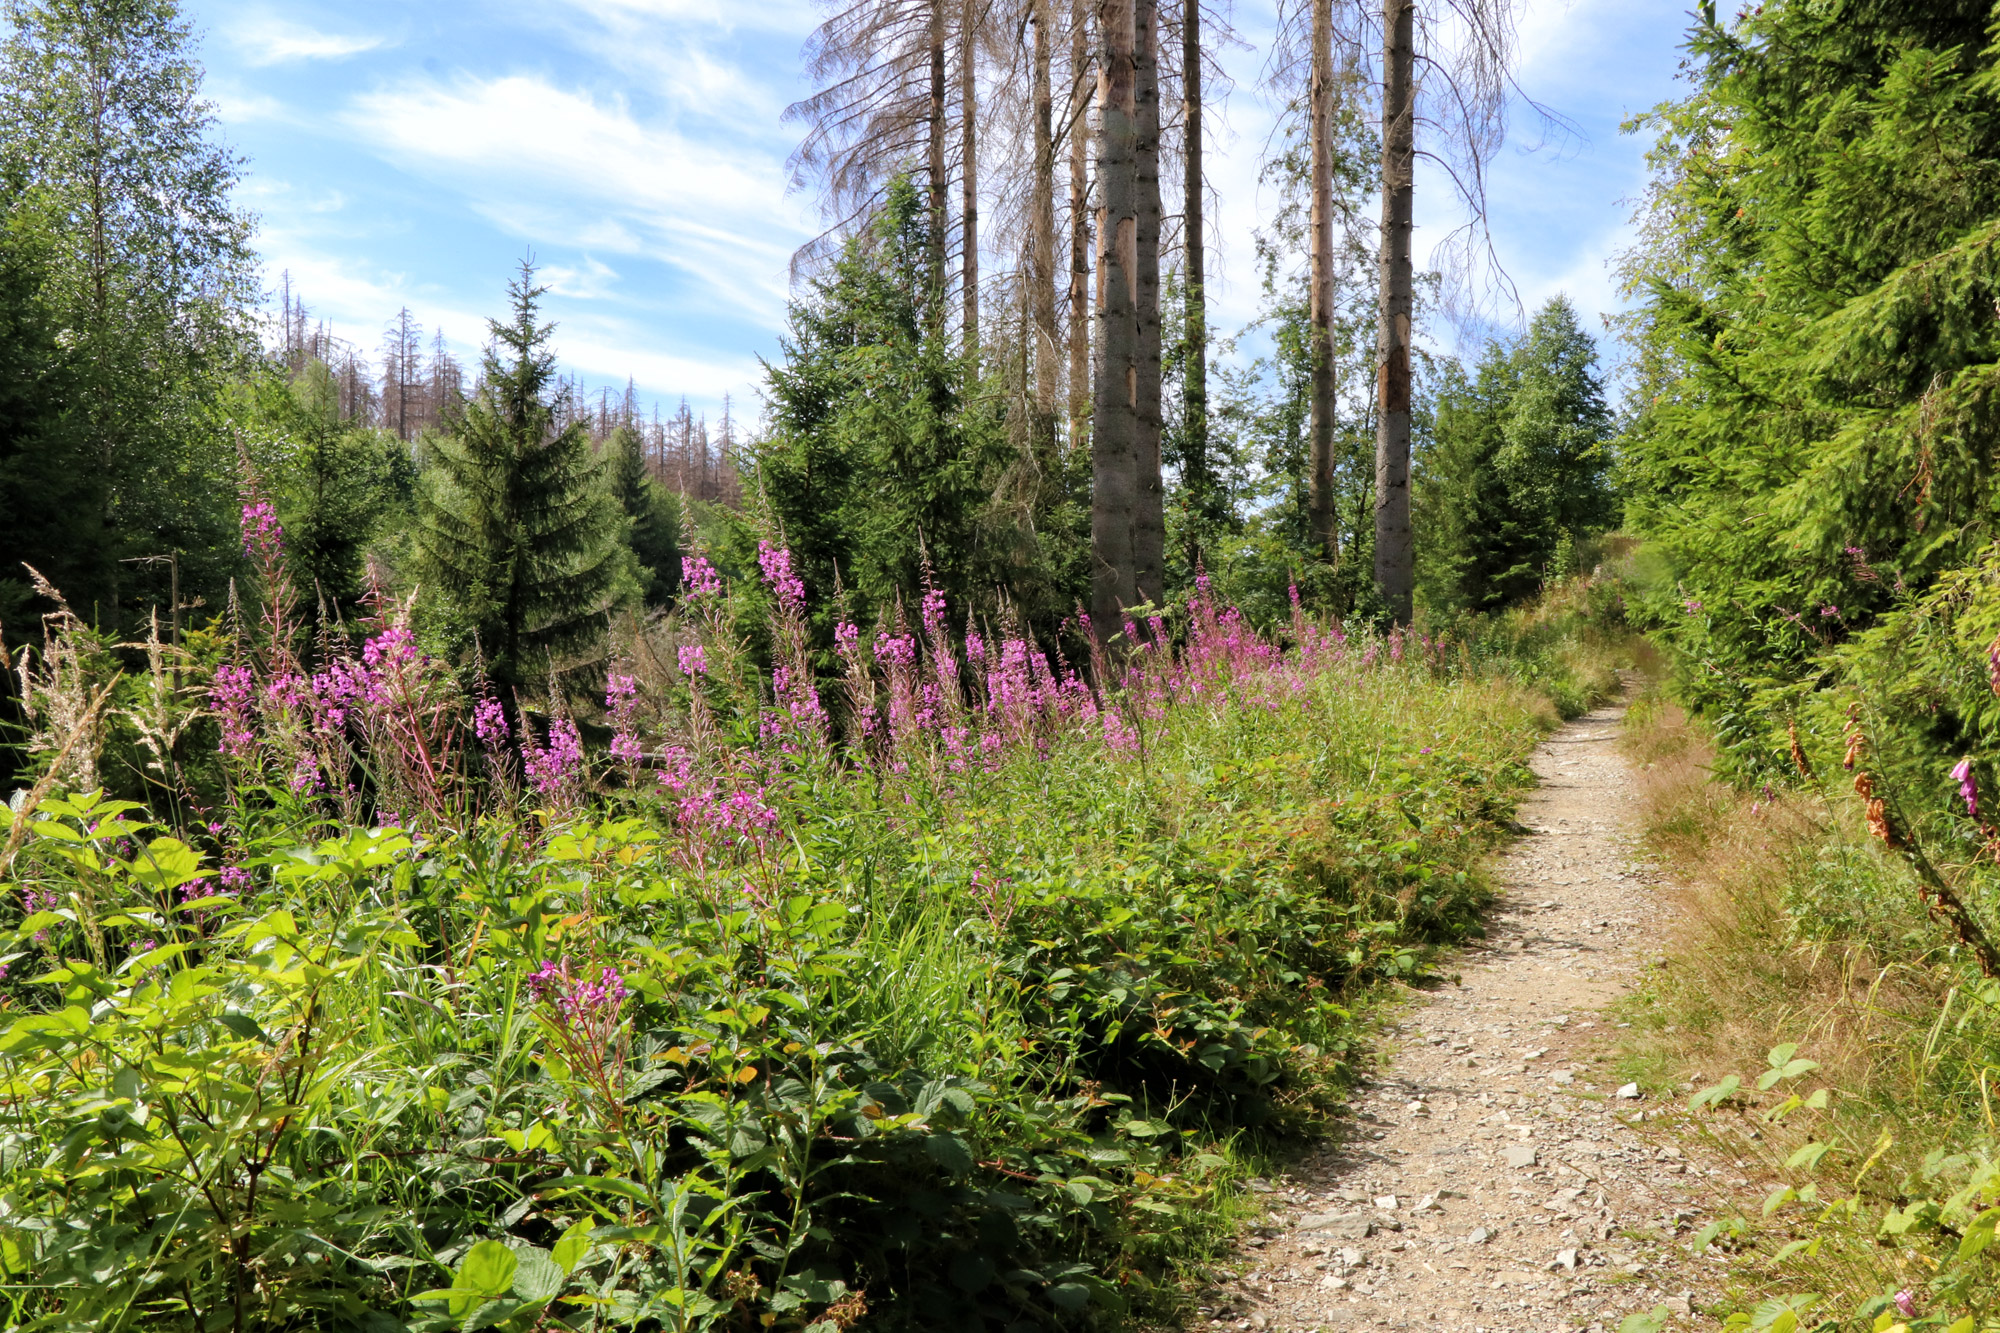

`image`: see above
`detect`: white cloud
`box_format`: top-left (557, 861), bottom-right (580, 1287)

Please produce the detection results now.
top-left (342, 73), bottom-right (811, 323)
top-left (230, 14), bottom-right (388, 66)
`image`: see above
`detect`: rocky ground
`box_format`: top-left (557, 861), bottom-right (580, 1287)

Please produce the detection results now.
top-left (1198, 690), bottom-right (1740, 1333)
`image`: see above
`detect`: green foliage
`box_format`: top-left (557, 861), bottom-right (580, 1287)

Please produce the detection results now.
top-left (757, 177), bottom-right (1078, 639)
top-left (0, 641), bottom-right (1548, 1329)
top-left (0, 0), bottom-right (255, 628)
top-left (237, 359), bottom-right (414, 618)
top-left (0, 201), bottom-right (98, 630)
top-left (1418, 296), bottom-right (1616, 614)
top-left (1618, 1), bottom-right (2000, 720)
top-left (414, 263), bottom-right (620, 692)
top-left (607, 423), bottom-right (684, 609)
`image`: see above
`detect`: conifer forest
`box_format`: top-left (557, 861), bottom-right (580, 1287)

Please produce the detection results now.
top-left (3, 0), bottom-right (2000, 1329)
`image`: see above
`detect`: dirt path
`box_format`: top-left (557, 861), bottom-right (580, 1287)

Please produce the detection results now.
top-left (1203, 689), bottom-right (1712, 1333)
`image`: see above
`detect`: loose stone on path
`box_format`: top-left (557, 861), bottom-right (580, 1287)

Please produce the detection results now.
top-left (1201, 689), bottom-right (1703, 1333)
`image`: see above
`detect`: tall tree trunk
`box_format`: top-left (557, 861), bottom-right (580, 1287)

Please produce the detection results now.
top-left (1181, 0), bottom-right (1208, 559)
top-left (928, 1), bottom-right (948, 306)
top-left (960, 0), bottom-right (980, 355)
top-left (1092, 0), bottom-right (1139, 638)
top-left (1068, 0), bottom-right (1092, 451)
top-left (1031, 0), bottom-right (1060, 457)
top-left (1374, 0), bottom-right (1415, 623)
top-left (1132, 0), bottom-right (1164, 607)
top-left (1307, 0), bottom-right (1338, 563)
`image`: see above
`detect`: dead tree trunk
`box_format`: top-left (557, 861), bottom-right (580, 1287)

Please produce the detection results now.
top-left (929, 1), bottom-right (949, 306)
top-left (1307, 0), bottom-right (1338, 563)
top-left (1131, 0), bottom-right (1164, 607)
top-left (960, 0), bottom-right (980, 355)
top-left (1374, 0), bottom-right (1416, 623)
top-left (1068, 0), bottom-right (1094, 453)
top-left (1181, 0), bottom-right (1208, 551)
top-left (1031, 0), bottom-right (1060, 454)
top-left (1092, 0), bottom-right (1140, 637)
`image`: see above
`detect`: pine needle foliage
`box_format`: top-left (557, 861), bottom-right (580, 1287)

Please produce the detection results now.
top-left (1619, 0), bottom-right (2000, 718)
top-left (414, 264), bottom-right (618, 692)
top-left (1420, 296), bottom-right (1615, 613)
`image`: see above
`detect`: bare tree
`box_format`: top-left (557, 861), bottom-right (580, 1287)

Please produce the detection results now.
top-left (1029, 0), bottom-right (1061, 452)
top-left (1306, 0), bottom-right (1338, 560)
top-left (785, 0), bottom-right (956, 294)
top-left (1092, 0), bottom-right (1139, 636)
top-left (1179, 0), bottom-right (1208, 520)
top-left (1067, 0), bottom-right (1093, 449)
top-left (1271, 0), bottom-right (1534, 620)
top-left (1132, 0), bottom-right (1164, 605)
top-left (960, 0), bottom-right (981, 351)
top-left (382, 307), bottom-right (423, 442)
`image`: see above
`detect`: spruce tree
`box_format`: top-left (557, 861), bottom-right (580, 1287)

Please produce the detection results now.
top-left (414, 264), bottom-right (617, 692)
top-left (757, 176), bottom-right (1025, 638)
top-left (1421, 296), bottom-right (1614, 612)
top-left (606, 423), bottom-right (682, 608)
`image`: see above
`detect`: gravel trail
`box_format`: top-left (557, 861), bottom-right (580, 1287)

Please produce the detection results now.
top-left (1201, 689), bottom-right (1709, 1333)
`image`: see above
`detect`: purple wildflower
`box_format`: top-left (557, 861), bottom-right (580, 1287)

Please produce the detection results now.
top-left (757, 541), bottom-right (807, 615)
top-left (1953, 758), bottom-right (1978, 820)
top-left (682, 553), bottom-right (723, 600)
top-left (1894, 1291), bottom-right (1917, 1319)
top-left (240, 501), bottom-right (284, 563)
top-left (524, 718), bottom-right (585, 797)
top-left (473, 697), bottom-right (508, 750)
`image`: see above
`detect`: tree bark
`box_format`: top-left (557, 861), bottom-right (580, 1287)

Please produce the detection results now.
top-left (1031, 0), bottom-right (1060, 455)
top-left (1132, 0), bottom-right (1164, 607)
top-left (1374, 0), bottom-right (1416, 623)
top-left (1307, 0), bottom-right (1338, 563)
top-left (960, 0), bottom-right (980, 355)
top-left (1092, 0), bottom-right (1139, 638)
top-left (1068, 0), bottom-right (1092, 452)
top-left (928, 1), bottom-right (948, 305)
top-left (1181, 0), bottom-right (1208, 552)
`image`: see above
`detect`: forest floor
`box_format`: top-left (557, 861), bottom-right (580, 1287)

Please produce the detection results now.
top-left (1194, 680), bottom-right (1740, 1333)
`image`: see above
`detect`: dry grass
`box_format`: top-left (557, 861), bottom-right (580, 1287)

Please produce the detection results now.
top-left (1613, 687), bottom-right (2000, 1324)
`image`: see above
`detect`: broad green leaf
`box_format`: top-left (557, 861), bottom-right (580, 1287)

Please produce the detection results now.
top-left (925, 1131), bottom-right (975, 1175)
top-left (1618, 1305), bottom-right (1670, 1333)
top-left (1785, 1142), bottom-right (1832, 1171)
top-left (551, 1218), bottom-right (595, 1274)
top-left (456, 1239), bottom-right (517, 1299)
top-left (510, 1246), bottom-right (562, 1302)
top-left (127, 837), bottom-right (206, 892)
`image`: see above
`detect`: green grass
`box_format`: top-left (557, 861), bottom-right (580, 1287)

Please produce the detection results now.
top-left (0, 623), bottom-right (1574, 1331)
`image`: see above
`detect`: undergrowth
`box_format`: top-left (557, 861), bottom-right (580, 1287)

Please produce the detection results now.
top-left (0, 515), bottom-right (1589, 1331)
top-left (1613, 691), bottom-right (2000, 1333)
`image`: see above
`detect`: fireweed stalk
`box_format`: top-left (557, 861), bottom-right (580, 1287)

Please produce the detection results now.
top-left (204, 540), bottom-right (1421, 879)
top-left (526, 958), bottom-right (632, 1128)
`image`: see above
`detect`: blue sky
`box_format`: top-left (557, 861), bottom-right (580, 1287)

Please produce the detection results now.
top-left (190, 0), bottom-right (1696, 424)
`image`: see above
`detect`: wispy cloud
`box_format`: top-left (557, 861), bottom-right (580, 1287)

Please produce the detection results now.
top-left (343, 73), bottom-right (809, 322)
top-left (230, 14), bottom-right (389, 66)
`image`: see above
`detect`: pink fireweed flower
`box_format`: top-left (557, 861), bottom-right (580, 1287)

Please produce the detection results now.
top-left (362, 625), bottom-right (418, 669)
top-left (1894, 1291), bottom-right (1917, 1318)
top-left (1953, 758), bottom-right (1979, 820)
top-left (473, 697), bottom-right (508, 750)
top-left (1684, 598), bottom-right (1703, 614)
top-left (682, 553), bottom-right (723, 601)
top-left (523, 718), bottom-right (585, 796)
top-left (240, 500), bottom-right (283, 563)
top-left (1819, 605), bottom-right (1840, 619)
top-left (756, 541), bottom-right (806, 614)
top-left (677, 643), bottom-right (707, 677)
top-left (605, 672), bottom-right (643, 766)
top-left (209, 665), bottom-right (258, 759)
